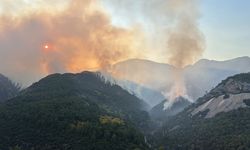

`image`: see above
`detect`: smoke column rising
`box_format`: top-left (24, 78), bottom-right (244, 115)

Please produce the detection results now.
top-left (0, 0), bottom-right (205, 108)
top-left (103, 0), bottom-right (205, 107)
top-left (167, 0), bottom-right (205, 68)
top-left (164, 0), bottom-right (205, 108)
top-left (0, 0), bottom-right (143, 86)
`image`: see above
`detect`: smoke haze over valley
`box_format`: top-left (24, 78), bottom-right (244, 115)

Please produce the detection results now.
top-left (112, 57), bottom-right (250, 106)
top-left (0, 0), bottom-right (249, 104)
top-left (0, 0), bottom-right (250, 149)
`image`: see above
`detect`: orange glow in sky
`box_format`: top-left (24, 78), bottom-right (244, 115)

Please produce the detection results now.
top-left (43, 44), bottom-right (55, 52)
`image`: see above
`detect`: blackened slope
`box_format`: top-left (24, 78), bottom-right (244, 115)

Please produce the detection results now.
top-left (0, 74), bottom-right (20, 102)
top-left (0, 72), bottom-right (150, 150)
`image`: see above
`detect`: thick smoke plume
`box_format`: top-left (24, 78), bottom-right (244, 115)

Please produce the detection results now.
top-left (164, 0), bottom-right (205, 108)
top-left (167, 0), bottom-right (205, 68)
top-left (0, 0), bottom-right (205, 109)
top-left (104, 0), bottom-right (205, 107)
top-left (0, 0), bottom-right (142, 86)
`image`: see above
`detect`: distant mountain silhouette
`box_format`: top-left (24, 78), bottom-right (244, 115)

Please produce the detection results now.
top-left (0, 74), bottom-right (20, 102)
top-left (113, 57), bottom-right (250, 103)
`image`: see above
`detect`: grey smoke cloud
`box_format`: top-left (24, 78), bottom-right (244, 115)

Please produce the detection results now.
top-left (103, 0), bottom-right (205, 67)
top-left (104, 0), bottom-right (205, 107)
top-left (0, 0), bottom-right (142, 86)
top-left (0, 0), bottom-right (205, 106)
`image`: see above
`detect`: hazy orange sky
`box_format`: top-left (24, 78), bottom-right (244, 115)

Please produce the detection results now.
top-left (1, 0), bottom-right (249, 61)
top-left (0, 0), bottom-right (249, 85)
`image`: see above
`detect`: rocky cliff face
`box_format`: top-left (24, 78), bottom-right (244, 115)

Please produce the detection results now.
top-left (196, 73), bottom-right (250, 106)
top-left (192, 93), bottom-right (250, 118)
top-left (190, 73), bottom-right (250, 118)
top-left (211, 78), bottom-right (250, 94)
top-left (154, 73), bottom-right (250, 150)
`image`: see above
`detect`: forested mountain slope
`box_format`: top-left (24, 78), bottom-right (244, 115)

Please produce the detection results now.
top-left (0, 72), bottom-right (150, 150)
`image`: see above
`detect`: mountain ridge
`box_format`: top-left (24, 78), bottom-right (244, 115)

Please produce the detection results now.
top-left (0, 71), bottom-right (151, 150)
top-left (113, 56), bottom-right (250, 102)
top-left (0, 73), bottom-right (20, 102)
top-left (154, 72), bottom-right (250, 149)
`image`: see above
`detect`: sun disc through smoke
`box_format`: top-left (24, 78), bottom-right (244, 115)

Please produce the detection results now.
top-left (44, 45), bottom-right (49, 49)
top-left (42, 44), bottom-right (55, 52)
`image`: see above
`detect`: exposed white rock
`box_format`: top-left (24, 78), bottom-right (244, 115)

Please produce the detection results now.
top-left (191, 93), bottom-right (250, 118)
